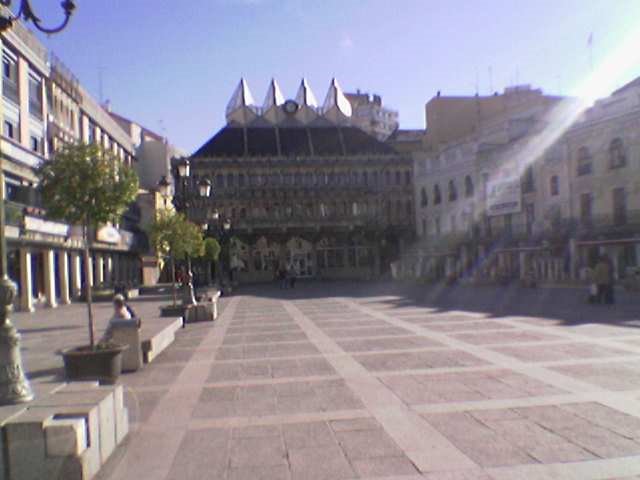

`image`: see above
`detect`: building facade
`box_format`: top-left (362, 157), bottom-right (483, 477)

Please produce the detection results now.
top-left (405, 82), bottom-right (640, 285)
top-left (1, 23), bottom-right (145, 312)
top-left (345, 90), bottom-right (399, 141)
top-left (185, 78), bottom-right (414, 283)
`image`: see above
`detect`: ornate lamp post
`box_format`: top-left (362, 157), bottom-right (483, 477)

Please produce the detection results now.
top-left (0, 0), bottom-right (76, 33)
top-left (0, 173), bottom-right (33, 405)
top-left (0, 0), bottom-right (75, 406)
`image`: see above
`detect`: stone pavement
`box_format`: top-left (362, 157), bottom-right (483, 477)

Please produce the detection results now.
top-left (89, 281), bottom-right (640, 480)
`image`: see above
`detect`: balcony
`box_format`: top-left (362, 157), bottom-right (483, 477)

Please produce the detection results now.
top-left (229, 212), bottom-right (413, 232)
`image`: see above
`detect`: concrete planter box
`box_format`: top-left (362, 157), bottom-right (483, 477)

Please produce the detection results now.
top-left (60, 346), bottom-right (127, 385)
top-left (159, 305), bottom-right (184, 317)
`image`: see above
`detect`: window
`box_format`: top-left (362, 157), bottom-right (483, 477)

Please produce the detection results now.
top-left (2, 53), bottom-right (18, 103)
top-left (613, 187), bottom-right (627, 226)
top-left (576, 146), bottom-right (592, 176)
top-left (405, 200), bottom-right (412, 216)
top-left (433, 184), bottom-right (442, 205)
top-left (525, 203), bottom-right (535, 235)
top-left (464, 175), bottom-right (474, 197)
top-left (420, 187), bottom-right (428, 207)
top-left (609, 138), bottom-right (626, 169)
top-left (362, 171), bottom-right (368, 186)
top-left (372, 171), bottom-right (379, 185)
top-left (3, 120), bottom-right (16, 140)
top-left (580, 193), bottom-right (592, 226)
top-left (385, 171), bottom-right (391, 185)
top-left (395, 171), bottom-right (401, 185)
top-left (28, 74), bottom-right (43, 119)
top-left (435, 216), bottom-right (441, 236)
top-left (238, 174), bottom-right (246, 187)
top-left (216, 174), bottom-right (224, 188)
top-left (30, 135), bottom-right (41, 154)
top-left (405, 171), bottom-right (412, 185)
top-left (550, 175), bottom-right (559, 196)
top-left (421, 218), bottom-right (427, 236)
top-left (227, 173), bottom-right (235, 187)
top-left (448, 180), bottom-right (457, 202)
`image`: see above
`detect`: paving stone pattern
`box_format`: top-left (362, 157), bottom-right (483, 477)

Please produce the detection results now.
top-left (94, 284), bottom-right (640, 479)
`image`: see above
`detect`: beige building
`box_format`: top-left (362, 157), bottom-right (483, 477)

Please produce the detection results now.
top-left (406, 81), bottom-right (640, 285)
top-left (345, 90), bottom-right (399, 141)
top-left (1, 22), bottom-right (146, 312)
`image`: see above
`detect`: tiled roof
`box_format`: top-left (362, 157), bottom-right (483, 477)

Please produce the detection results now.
top-left (192, 126), bottom-right (397, 158)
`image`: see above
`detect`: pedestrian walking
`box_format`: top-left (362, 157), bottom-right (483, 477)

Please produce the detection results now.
top-left (593, 255), bottom-right (613, 304)
top-left (288, 261), bottom-right (297, 289)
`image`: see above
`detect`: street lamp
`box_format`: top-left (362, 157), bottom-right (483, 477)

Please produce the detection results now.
top-left (198, 178), bottom-right (212, 199)
top-left (176, 157), bottom-right (190, 179)
top-left (0, 0), bottom-right (76, 33)
top-left (157, 175), bottom-right (171, 198)
top-left (0, 173), bottom-right (33, 405)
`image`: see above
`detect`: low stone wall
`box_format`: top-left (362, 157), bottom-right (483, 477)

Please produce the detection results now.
top-left (0, 382), bottom-right (128, 480)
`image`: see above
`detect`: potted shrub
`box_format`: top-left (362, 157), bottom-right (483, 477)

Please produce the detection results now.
top-left (38, 143), bottom-right (138, 383)
top-left (148, 209), bottom-right (204, 316)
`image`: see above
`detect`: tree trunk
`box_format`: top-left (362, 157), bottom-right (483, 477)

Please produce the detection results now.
top-left (83, 225), bottom-right (96, 349)
top-left (171, 256), bottom-right (177, 307)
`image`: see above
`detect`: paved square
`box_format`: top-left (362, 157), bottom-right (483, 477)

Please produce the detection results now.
top-left (96, 283), bottom-right (640, 480)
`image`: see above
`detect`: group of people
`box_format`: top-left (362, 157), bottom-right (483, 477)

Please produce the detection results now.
top-left (589, 254), bottom-right (616, 305)
top-left (277, 261), bottom-right (298, 289)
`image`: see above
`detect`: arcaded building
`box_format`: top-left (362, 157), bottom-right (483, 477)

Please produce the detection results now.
top-left (187, 78), bottom-right (414, 282)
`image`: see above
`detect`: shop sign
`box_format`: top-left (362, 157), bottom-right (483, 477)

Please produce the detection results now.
top-left (486, 176), bottom-right (522, 216)
top-left (96, 225), bottom-right (121, 244)
top-left (24, 215), bottom-right (69, 236)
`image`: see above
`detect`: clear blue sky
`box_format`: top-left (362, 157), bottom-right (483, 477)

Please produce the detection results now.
top-left (31, 0), bottom-right (640, 153)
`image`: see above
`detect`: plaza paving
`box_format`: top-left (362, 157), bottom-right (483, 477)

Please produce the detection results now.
top-left (83, 281), bottom-right (640, 480)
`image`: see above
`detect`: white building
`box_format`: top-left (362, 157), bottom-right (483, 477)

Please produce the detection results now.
top-left (345, 90), bottom-right (399, 141)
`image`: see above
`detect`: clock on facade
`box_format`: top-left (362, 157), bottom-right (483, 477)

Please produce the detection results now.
top-left (283, 100), bottom-right (299, 114)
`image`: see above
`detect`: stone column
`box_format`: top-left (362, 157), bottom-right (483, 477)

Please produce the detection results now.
top-left (43, 249), bottom-right (57, 308)
top-left (105, 255), bottom-right (113, 285)
top-left (95, 253), bottom-right (104, 285)
top-left (19, 248), bottom-right (34, 312)
top-left (519, 251), bottom-right (527, 280)
top-left (86, 253), bottom-right (94, 288)
top-left (70, 252), bottom-right (82, 298)
top-left (57, 250), bottom-right (71, 305)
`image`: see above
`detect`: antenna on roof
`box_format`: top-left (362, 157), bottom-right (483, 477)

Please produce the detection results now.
top-left (474, 68), bottom-right (479, 95)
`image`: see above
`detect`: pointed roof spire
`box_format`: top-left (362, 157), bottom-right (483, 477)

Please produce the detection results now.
top-left (322, 78), bottom-right (352, 117)
top-left (295, 78), bottom-right (318, 108)
top-left (226, 78), bottom-right (256, 117)
top-left (263, 78), bottom-right (285, 109)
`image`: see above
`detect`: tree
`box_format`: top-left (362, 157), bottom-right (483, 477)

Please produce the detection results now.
top-left (202, 237), bottom-right (221, 285)
top-left (148, 209), bottom-right (204, 305)
top-left (38, 143), bottom-right (139, 348)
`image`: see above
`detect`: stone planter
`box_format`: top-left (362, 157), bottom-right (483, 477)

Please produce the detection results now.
top-left (60, 344), bottom-right (127, 384)
top-left (159, 304), bottom-right (184, 317)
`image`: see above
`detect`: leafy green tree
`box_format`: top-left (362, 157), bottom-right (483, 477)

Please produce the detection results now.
top-left (148, 209), bottom-right (204, 305)
top-left (38, 143), bottom-right (139, 348)
top-left (202, 237), bottom-right (221, 285)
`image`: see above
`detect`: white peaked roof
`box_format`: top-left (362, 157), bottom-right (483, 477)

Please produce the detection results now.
top-left (262, 78), bottom-right (285, 109)
top-left (322, 78), bottom-right (352, 116)
top-left (295, 78), bottom-right (319, 108)
top-left (225, 78), bottom-right (256, 117)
